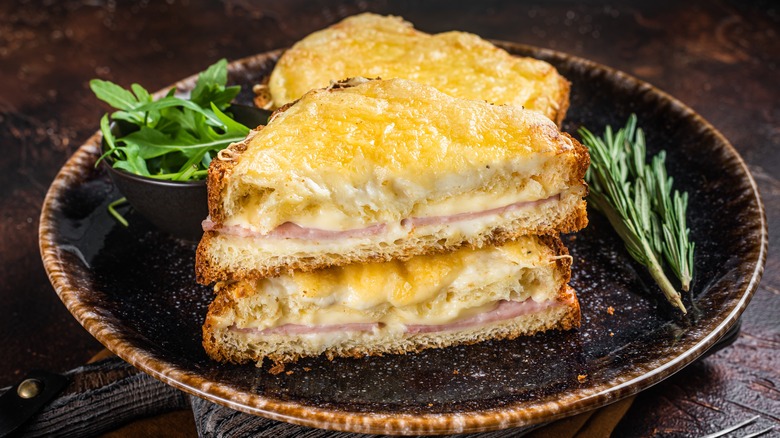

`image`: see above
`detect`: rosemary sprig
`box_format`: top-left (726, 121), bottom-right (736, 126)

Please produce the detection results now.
top-left (579, 115), bottom-right (695, 313)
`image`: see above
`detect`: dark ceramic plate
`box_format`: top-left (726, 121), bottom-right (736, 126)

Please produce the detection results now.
top-left (40, 44), bottom-right (766, 435)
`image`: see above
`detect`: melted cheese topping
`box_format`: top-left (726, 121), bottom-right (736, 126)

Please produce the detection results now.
top-left (268, 13), bottom-right (567, 122)
top-left (225, 78), bottom-right (576, 233)
top-left (227, 176), bottom-right (548, 231)
top-left (234, 237), bottom-right (563, 329)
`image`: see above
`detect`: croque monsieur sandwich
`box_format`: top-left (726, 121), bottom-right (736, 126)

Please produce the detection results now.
top-left (203, 235), bottom-right (579, 368)
top-left (265, 13), bottom-right (570, 126)
top-left (196, 78), bottom-right (588, 284)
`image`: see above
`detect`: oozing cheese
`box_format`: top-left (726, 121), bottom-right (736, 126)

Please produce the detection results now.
top-left (228, 237), bottom-right (565, 330)
top-left (226, 172), bottom-right (549, 231)
top-left (209, 188), bottom-right (586, 274)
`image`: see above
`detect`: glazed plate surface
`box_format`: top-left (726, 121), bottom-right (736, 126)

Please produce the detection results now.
top-left (39, 44), bottom-right (766, 435)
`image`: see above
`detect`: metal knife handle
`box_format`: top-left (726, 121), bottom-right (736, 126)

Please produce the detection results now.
top-left (0, 370), bottom-right (69, 437)
top-left (1, 357), bottom-right (188, 437)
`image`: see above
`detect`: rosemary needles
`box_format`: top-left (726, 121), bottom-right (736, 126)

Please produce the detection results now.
top-left (579, 115), bottom-right (695, 313)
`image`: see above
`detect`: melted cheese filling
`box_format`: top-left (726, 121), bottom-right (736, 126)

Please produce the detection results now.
top-left (227, 238), bottom-right (563, 331)
top-left (225, 176), bottom-right (549, 232)
top-left (211, 189), bottom-right (582, 266)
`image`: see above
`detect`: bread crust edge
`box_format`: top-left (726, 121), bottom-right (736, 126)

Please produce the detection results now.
top-left (195, 201), bottom-right (587, 284)
top-left (202, 285), bottom-right (581, 371)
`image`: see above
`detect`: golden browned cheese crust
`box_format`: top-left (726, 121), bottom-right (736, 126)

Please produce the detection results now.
top-left (267, 13), bottom-right (570, 126)
top-left (205, 124), bottom-right (588, 229)
top-left (196, 79), bottom-right (589, 284)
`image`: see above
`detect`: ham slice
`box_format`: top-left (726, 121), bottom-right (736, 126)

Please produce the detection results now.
top-left (204, 194), bottom-right (559, 240)
top-left (202, 220), bottom-right (386, 240)
top-left (403, 194), bottom-right (559, 228)
top-left (229, 298), bottom-right (558, 337)
top-left (231, 322), bottom-right (383, 335)
top-left (404, 299), bottom-right (553, 334)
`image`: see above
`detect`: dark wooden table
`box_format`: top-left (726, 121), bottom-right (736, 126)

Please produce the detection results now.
top-left (1, 1), bottom-right (778, 436)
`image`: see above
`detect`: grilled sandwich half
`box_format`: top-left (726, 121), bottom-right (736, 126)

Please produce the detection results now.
top-left (266, 13), bottom-right (570, 125)
top-left (202, 235), bottom-right (580, 369)
top-left (196, 78), bottom-right (588, 284)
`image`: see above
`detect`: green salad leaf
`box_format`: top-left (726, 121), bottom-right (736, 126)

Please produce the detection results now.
top-left (90, 58), bottom-right (249, 182)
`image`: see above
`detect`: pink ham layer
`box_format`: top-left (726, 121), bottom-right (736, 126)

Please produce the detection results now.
top-left (229, 298), bottom-right (561, 337)
top-left (202, 194), bottom-right (560, 240)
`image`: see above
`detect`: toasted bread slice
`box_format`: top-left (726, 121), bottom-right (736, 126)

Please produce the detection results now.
top-left (267, 13), bottom-right (570, 125)
top-left (202, 235), bottom-right (580, 369)
top-left (195, 78), bottom-right (588, 284)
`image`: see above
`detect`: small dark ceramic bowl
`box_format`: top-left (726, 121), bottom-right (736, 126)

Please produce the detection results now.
top-left (101, 104), bottom-right (271, 242)
top-left (102, 165), bottom-right (208, 241)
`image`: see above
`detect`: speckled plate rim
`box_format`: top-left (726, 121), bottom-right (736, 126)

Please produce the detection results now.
top-left (39, 44), bottom-right (767, 435)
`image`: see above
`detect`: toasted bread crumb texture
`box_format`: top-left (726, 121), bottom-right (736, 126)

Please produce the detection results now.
top-left (203, 235), bottom-right (570, 330)
top-left (269, 13), bottom-right (569, 124)
top-left (195, 186), bottom-right (586, 284)
top-left (211, 79), bottom-right (587, 235)
top-left (202, 285), bottom-right (580, 368)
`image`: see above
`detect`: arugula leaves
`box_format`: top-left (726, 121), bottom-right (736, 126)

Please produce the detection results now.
top-left (90, 59), bottom-right (248, 181)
